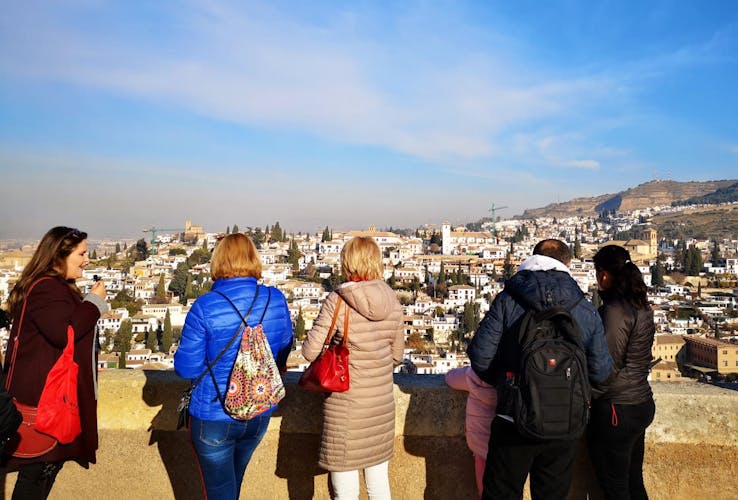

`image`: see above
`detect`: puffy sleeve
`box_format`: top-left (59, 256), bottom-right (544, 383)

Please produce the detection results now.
top-left (302, 292), bottom-right (339, 362)
top-left (467, 293), bottom-right (507, 385)
top-left (269, 287), bottom-right (294, 370)
top-left (392, 305), bottom-right (405, 364)
top-left (174, 299), bottom-right (207, 380)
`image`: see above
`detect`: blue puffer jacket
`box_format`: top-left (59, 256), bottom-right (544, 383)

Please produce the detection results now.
top-left (468, 269), bottom-right (613, 387)
top-left (174, 277), bottom-right (294, 422)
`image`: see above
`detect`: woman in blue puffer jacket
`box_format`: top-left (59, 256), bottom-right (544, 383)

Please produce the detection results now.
top-left (174, 233), bottom-right (293, 500)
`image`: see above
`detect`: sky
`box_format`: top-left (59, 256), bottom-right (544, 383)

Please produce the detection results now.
top-left (1, 0), bottom-right (738, 240)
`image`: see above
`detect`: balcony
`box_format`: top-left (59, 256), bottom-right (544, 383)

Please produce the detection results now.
top-left (2, 372), bottom-right (737, 499)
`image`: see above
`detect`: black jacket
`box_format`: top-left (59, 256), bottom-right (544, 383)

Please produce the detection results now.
top-left (597, 291), bottom-right (655, 405)
top-left (468, 270), bottom-right (613, 387)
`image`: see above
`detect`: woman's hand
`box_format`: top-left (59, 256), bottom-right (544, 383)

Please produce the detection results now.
top-left (90, 280), bottom-right (107, 299)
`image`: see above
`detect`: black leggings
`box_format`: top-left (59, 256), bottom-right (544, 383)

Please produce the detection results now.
top-left (12, 462), bottom-right (64, 500)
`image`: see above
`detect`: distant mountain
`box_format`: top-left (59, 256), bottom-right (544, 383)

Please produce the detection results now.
top-left (673, 181), bottom-right (738, 206)
top-left (521, 179), bottom-right (738, 218)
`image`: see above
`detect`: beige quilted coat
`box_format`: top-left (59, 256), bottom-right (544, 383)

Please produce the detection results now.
top-left (302, 280), bottom-right (404, 472)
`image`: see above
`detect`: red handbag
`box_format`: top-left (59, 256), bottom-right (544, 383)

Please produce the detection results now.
top-left (299, 296), bottom-right (350, 393)
top-left (4, 277), bottom-right (59, 458)
top-left (35, 325), bottom-right (81, 444)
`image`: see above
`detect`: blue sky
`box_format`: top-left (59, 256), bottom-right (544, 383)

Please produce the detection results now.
top-left (1, 0), bottom-right (737, 239)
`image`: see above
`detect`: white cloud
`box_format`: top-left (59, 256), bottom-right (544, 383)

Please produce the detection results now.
top-left (0, 0), bottom-right (618, 163)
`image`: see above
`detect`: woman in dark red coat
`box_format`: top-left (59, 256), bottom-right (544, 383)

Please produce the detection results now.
top-left (2, 227), bottom-right (108, 499)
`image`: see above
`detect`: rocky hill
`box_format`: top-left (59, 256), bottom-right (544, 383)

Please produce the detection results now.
top-left (521, 179), bottom-right (737, 218)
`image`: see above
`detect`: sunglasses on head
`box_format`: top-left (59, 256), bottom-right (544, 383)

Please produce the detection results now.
top-left (66, 228), bottom-right (82, 238)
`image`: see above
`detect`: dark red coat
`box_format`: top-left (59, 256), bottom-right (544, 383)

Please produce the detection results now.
top-left (3, 276), bottom-right (101, 468)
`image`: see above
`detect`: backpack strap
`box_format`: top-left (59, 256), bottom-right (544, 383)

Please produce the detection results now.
top-left (189, 286), bottom-right (260, 400)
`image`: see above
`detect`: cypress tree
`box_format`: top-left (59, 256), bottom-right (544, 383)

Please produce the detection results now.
top-left (161, 310), bottom-right (173, 352)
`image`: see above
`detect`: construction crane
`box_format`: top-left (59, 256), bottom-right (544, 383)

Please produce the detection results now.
top-left (142, 227), bottom-right (185, 255)
top-left (488, 203), bottom-right (509, 222)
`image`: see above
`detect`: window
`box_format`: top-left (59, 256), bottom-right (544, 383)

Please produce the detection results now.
top-left (723, 350), bottom-right (728, 355)
top-left (723, 361), bottom-right (728, 367)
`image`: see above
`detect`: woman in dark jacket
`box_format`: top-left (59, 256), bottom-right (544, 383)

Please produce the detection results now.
top-left (589, 244), bottom-right (656, 500)
top-left (174, 233), bottom-right (293, 500)
top-left (3, 227), bottom-right (108, 499)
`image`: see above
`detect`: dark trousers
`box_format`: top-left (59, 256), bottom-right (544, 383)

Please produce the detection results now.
top-left (12, 462), bottom-right (64, 500)
top-left (588, 398), bottom-right (655, 500)
top-left (482, 417), bottom-right (578, 500)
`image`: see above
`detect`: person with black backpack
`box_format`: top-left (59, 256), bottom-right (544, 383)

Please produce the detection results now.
top-left (468, 239), bottom-right (613, 500)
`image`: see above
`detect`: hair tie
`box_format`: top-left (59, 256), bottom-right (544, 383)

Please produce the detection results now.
top-left (625, 259), bottom-right (632, 264)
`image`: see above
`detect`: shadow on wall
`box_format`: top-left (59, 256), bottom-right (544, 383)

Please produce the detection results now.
top-left (398, 374), bottom-right (476, 500)
top-left (142, 370), bottom-right (205, 500)
top-left (274, 372), bottom-right (327, 500)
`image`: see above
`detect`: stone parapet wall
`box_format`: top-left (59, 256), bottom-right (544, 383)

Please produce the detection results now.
top-left (2, 371), bottom-right (737, 499)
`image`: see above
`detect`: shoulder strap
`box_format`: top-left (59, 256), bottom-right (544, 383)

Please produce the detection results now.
top-left (321, 296), bottom-right (343, 346)
top-left (5, 276), bottom-right (52, 390)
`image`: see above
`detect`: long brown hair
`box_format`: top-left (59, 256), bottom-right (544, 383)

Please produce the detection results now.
top-left (5, 226), bottom-right (87, 316)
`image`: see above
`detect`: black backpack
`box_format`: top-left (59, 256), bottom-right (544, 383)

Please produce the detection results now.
top-left (498, 298), bottom-right (591, 440)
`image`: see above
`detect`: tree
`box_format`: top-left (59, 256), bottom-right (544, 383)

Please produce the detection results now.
top-left (651, 257), bottom-right (665, 287)
top-left (169, 263), bottom-right (190, 301)
top-left (111, 289), bottom-right (140, 316)
top-left (168, 248), bottom-right (187, 256)
top-left (154, 274), bottom-right (167, 303)
top-left (321, 226), bottom-right (332, 242)
top-left (161, 309), bottom-right (173, 352)
top-left (146, 327), bottom-right (158, 352)
top-left (226, 225), bottom-right (230, 234)
top-left (184, 280), bottom-right (194, 303)
top-left (232, 224), bottom-right (239, 234)
top-left (287, 238), bottom-right (302, 272)
top-left (91, 249), bottom-right (98, 260)
top-left (710, 240), bottom-right (721, 265)
top-left (114, 319), bottom-right (133, 368)
top-left (173, 326), bottom-right (183, 344)
top-left (294, 310), bottom-right (306, 341)
top-left (503, 250), bottom-right (515, 280)
top-left (387, 269), bottom-right (397, 288)
top-left (187, 248), bottom-right (211, 267)
top-left (270, 221), bottom-right (286, 242)
top-left (461, 301), bottom-right (481, 336)
top-left (406, 332), bottom-right (425, 351)
top-left (115, 242), bottom-right (121, 254)
top-left (131, 238), bottom-right (149, 261)
top-left (573, 237), bottom-right (582, 259)
top-left (685, 246), bottom-right (703, 276)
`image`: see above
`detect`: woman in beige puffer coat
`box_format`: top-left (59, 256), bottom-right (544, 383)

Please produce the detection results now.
top-left (302, 236), bottom-right (404, 500)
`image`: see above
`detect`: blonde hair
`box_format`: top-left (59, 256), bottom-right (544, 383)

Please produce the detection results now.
top-left (211, 233), bottom-right (262, 280)
top-left (341, 237), bottom-right (383, 281)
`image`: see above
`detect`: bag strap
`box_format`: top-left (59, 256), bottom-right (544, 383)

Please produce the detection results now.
top-left (319, 296), bottom-right (350, 349)
top-left (219, 287), bottom-right (272, 326)
top-left (189, 286), bottom-right (260, 392)
top-left (5, 276), bottom-right (52, 390)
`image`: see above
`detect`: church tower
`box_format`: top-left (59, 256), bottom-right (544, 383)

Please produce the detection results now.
top-left (442, 222), bottom-right (452, 255)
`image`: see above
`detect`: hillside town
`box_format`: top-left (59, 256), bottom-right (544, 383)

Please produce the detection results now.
top-left (2, 203), bottom-right (738, 384)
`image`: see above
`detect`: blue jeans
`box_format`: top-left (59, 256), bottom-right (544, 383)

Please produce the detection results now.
top-left (190, 415), bottom-right (270, 500)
